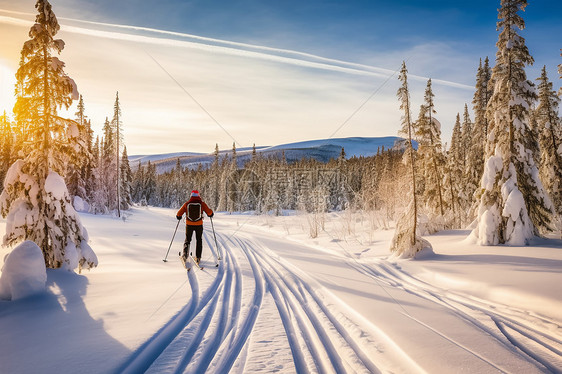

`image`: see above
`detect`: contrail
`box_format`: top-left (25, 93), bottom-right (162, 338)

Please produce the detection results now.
top-left (0, 8), bottom-right (474, 90)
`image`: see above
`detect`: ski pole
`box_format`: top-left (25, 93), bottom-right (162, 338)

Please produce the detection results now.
top-left (163, 219), bottom-right (181, 262)
top-left (210, 216), bottom-right (221, 261)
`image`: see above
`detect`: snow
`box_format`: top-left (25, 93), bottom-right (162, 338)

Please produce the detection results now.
top-left (30, 23), bottom-right (42, 35)
top-left (502, 187), bottom-right (533, 245)
top-left (53, 39), bottom-right (65, 51)
top-left (73, 195), bottom-right (90, 213)
top-left (50, 56), bottom-right (64, 71)
top-left (0, 208), bottom-right (561, 373)
top-left (45, 171), bottom-right (67, 202)
top-left (0, 241), bottom-right (46, 301)
top-left (265, 136), bottom-right (411, 158)
top-left (66, 76), bottom-right (79, 101)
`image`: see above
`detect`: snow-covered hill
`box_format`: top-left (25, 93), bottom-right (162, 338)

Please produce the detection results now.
top-left (1, 208), bottom-right (561, 373)
top-left (130, 136), bottom-right (411, 173)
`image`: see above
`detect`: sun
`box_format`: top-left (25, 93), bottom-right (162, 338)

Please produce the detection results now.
top-left (0, 61), bottom-right (16, 115)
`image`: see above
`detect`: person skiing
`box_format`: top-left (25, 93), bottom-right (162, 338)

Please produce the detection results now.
top-left (176, 190), bottom-right (214, 265)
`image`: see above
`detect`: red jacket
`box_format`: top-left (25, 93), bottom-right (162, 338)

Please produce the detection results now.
top-left (176, 196), bottom-right (213, 226)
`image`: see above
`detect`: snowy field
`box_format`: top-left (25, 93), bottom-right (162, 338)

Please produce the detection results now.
top-left (1, 207), bottom-right (561, 373)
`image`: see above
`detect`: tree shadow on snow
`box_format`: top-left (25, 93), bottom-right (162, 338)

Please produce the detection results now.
top-left (0, 269), bottom-right (130, 374)
top-left (428, 253), bottom-right (562, 273)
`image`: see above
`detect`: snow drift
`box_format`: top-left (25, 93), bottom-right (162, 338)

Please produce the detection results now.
top-left (0, 240), bottom-right (46, 300)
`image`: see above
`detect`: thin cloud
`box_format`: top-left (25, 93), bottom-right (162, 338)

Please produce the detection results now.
top-left (0, 9), bottom-right (474, 90)
top-left (0, 8), bottom-right (475, 154)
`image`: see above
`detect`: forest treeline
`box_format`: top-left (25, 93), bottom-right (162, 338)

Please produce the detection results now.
top-left (0, 0), bottom-right (560, 267)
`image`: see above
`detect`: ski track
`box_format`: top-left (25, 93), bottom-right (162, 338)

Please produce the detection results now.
top-left (115, 220), bottom-right (562, 374)
top-left (352, 259), bottom-right (562, 373)
top-left (118, 228), bottom-right (386, 373)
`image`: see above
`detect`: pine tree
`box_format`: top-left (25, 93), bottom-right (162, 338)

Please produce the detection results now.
top-left (101, 117), bottom-right (117, 211)
top-left (535, 66), bottom-right (562, 217)
top-left (83, 119), bottom-right (96, 204)
top-left (90, 135), bottom-right (108, 213)
top-left (119, 146), bottom-right (132, 210)
top-left (0, 0), bottom-right (97, 270)
top-left (227, 142), bottom-right (238, 212)
top-left (415, 79), bottom-right (446, 229)
top-left (461, 104), bottom-right (479, 221)
top-left (112, 92), bottom-right (123, 217)
top-left (66, 94), bottom-right (92, 203)
top-left (446, 113), bottom-right (466, 227)
top-left (471, 0), bottom-right (553, 245)
top-left (131, 160), bottom-right (145, 204)
top-left (144, 161), bottom-right (157, 206)
top-left (468, 58), bottom-right (493, 217)
top-left (390, 61), bottom-right (431, 257)
top-left (212, 144), bottom-right (220, 208)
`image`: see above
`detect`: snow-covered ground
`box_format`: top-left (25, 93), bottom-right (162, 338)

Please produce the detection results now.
top-left (1, 207), bottom-right (561, 373)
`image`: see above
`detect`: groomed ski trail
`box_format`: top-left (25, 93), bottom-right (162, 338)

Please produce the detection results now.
top-left (118, 228), bottom-right (414, 373)
top-left (350, 259), bottom-right (562, 373)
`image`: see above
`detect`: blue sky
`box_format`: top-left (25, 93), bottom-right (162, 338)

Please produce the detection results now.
top-left (48, 0), bottom-right (560, 72)
top-left (0, 0), bottom-right (560, 154)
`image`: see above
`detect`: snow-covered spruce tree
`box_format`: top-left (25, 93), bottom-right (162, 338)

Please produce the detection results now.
top-left (415, 79), bottom-right (446, 231)
top-left (91, 118), bottom-right (115, 213)
top-left (112, 92), bottom-right (123, 217)
top-left (443, 147), bottom-right (457, 227)
top-left (83, 119), bottom-right (96, 204)
top-left (467, 58), bottom-right (493, 217)
top-left (535, 66), bottom-right (562, 218)
top-left (66, 94), bottom-right (93, 205)
top-left (131, 160), bottom-right (145, 204)
top-left (90, 135), bottom-right (108, 213)
top-left (227, 143), bottom-right (238, 213)
top-left (461, 104), bottom-right (480, 221)
top-left (211, 144), bottom-right (220, 208)
top-left (446, 113), bottom-right (467, 227)
top-left (120, 146), bottom-right (133, 211)
top-left (0, 0), bottom-right (97, 270)
top-left (169, 158), bottom-right (183, 208)
top-left (470, 0), bottom-right (553, 245)
top-left (144, 161), bottom-right (157, 206)
top-left (390, 61), bottom-right (431, 258)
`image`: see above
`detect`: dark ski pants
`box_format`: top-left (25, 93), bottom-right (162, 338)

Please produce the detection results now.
top-left (184, 225), bottom-right (204, 258)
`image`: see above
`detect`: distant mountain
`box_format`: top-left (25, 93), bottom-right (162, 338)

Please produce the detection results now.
top-left (130, 136), bottom-right (411, 173)
top-left (128, 152), bottom-right (204, 165)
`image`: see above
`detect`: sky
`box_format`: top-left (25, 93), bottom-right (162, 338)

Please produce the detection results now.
top-left (0, 0), bottom-right (560, 155)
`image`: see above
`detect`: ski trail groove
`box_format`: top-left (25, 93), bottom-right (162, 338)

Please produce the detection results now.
top-left (120, 234), bottom-right (228, 374)
top-left (245, 236), bottom-right (381, 373)
top-left (171, 232), bottom-right (236, 373)
top-left (117, 268), bottom-right (200, 374)
top-left (212, 236), bottom-right (265, 373)
top-left (185, 233), bottom-right (246, 373)
top-left (353, 259), bottom-right (561, 372)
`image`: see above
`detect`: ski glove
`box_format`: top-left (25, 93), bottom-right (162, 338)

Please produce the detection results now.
top-left (209, 213), bottom-right (214, 218)
top-left (176, 216), bottom-right (182, 220)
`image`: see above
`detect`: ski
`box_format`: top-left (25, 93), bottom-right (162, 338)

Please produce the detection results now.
top-left (190, 255), bottom-right (204, 270)
top-left (179, 252), bottom-right (191, 271)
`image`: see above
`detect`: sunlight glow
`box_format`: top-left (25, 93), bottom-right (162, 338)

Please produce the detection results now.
top-left (0, 61), bottom-right (16, 115)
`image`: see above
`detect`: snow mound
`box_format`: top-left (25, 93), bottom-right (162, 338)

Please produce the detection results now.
top-left (73, 196), bottom-right (89, 213)
top-left (0, 241), bottom-right (47, 301)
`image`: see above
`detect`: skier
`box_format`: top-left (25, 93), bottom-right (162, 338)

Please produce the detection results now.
top-left (176, 190), bottom-right (214, 265)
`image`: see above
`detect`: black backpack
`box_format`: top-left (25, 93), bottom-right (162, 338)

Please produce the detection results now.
top-left (187, 202), bottom-right (202, 222)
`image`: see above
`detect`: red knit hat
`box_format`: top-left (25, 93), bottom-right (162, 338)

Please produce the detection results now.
top-left (190, 190), bottom-right (200, 197)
